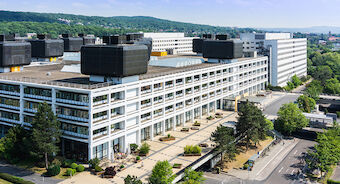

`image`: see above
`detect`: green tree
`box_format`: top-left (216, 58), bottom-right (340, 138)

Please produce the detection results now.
top-left (324, 78), bottom-right (340, 95)
top-left (297, 95), bottom-right (316, 113)
top-left (314, 65), bottom-right (333, 84)
top-left (0, 126), bottom-right (32, 163)
top-left (124, 175), bottom-right (142, 184)
top-left (305, 80), bottom-right (323, 100)
top-left (291, 74), bottom-right (302, 87)
top-left (274, 103), bottom-right (309, 135)
top-left (149, 160), bottom-right (175, 184)
top-left (31, 102), bottom-right (61, 169)
top-left (236, 101), bottom-right (268, 150)
top-left (211, 125), bottom-right (236, 164)
top-left (180, 167), bottom-right (205, 184)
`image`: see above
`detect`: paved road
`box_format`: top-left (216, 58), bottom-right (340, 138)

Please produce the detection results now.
top-left (264, 139), bottom-right (316, 184)
top-left (263, 93), bottom-right (300, 116)
top-left (0, 162), bottom-right (62, 184)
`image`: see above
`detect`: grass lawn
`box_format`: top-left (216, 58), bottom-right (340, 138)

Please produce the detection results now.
top-left (0, 178), bottom-right (12, 184)
top-left (222, 136), bottom-right (274, 172)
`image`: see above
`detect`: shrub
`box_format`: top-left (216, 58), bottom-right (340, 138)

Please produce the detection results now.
top-left (104, 166), bottom-right (116, 176)
top-left (0, 173), bottom-right (34, 184)
top-left (243, 164), bottom-right (249, 170)
top-left (184, 145), bottom-right (202, 154)
top-left (94, 165), bottom-right (103, 172)
top-left (136, 156), bottom-right (141, 161)
top-left (120, 165), bottom-right (125, 169)
top-left (62, 159), bottom-right (74, 168)
top-left (51, 158), bottom-right (62, 166)
top-left (66, 168), bottom-right (76, 176)
top-left (88, 158), bottom-right (100, 169)
top-left (130, 143), bottom-right (138, 152)
top-left (47, 164), bottom-right (60, 176)
top-left (167, 134), bottom-right (171, 138)
top-left (139, 142), bottom-right (150, 155)
top-left (76, 165), bottom-right (85, 172)
top-left (70, 163), bottom-right (78, 169)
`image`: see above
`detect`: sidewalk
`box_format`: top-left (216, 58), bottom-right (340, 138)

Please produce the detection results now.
top-left (226, 138), bottom-right (299, 181)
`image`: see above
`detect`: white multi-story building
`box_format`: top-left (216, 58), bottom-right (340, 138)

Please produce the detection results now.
top-left (240, 33), bottom-right (307, 87)
top-left (142, 32), bottom-right (198, 54)
top-left (0, 55), bottom-right (267, 161)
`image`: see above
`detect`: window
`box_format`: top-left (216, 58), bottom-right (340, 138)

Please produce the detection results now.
top-left (57, 91), bottom-right (89, 103)
top-left (0, 83), bottom-right (20, 93)
top-left (24, 87), bottom-right (51, 97)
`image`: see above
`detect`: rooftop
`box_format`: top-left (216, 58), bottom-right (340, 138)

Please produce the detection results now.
top-left (0, 55), bottom-right (263, 89)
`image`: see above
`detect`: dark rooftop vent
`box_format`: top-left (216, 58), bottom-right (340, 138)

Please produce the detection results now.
top-left (102, 35), bottom-right (127, 45)
top-left (62, 34), bottom-right (71, 38)
top-left (0, 35), bottom-right (4, 42)
top-left (81, 44), bottom-right (149, 77)
top-left (62, 34), bottom-right (83, 52)
top-left (215, 34), bottom-right (229, 40)
top-left (28, 39), bottom-right (64, 58)
top-left (0, 42), bottom-right (31, 67)
top-left (193, 39), bottom-right (204, 53)
top-left (203, 40), bottom-right (243, 59)
top-left (78, 33), bottom-right (85, 37)
top-left (203, 34), bottom-right (215, 40)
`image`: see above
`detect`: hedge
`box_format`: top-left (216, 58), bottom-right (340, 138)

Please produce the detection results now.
top-left (328, 179), bottom-right (340, 184)
top-left (0, 173), bottom-right (34, 184)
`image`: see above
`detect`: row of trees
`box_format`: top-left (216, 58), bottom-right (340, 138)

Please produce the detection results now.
top-left (306, 127), bottom-right (340, 179)
top-left (211, 101), bottom-right (273, 167)
top-left (124, 162), bottom-right (205, 184)
top-left (0, 103), bottom-right (60, 169)
top-left (307, 45), bottom-right (340, 95)
top-left (0, 10), bottom-right (260, 37)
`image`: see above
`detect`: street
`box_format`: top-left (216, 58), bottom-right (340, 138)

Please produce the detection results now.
top-left (263, 93), bottom-right (300, 116)
top-left (264, 139), bottom-right (316, 184)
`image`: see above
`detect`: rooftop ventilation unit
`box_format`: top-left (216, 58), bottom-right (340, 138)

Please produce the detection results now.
top-left (78, 33), bottom-right (96, 45)
top-left (202, 40), bottom-right (243, 59)
top-left (28, 34), bottom-right (64, 58)
top-left (62, 34), bottom-right (83, 52)
top-left (215, 34), bottom-right (229, 40)
top-left (0, 41), bottom-right (31, 71)
top-left (203, 34), bottom-right (215, 40)
top-left (102, 35), bottom-right (127, 45)
top-left (81, 44), bottom-right (149, 77)
top-left (193, 39), bottom-right (204, 53)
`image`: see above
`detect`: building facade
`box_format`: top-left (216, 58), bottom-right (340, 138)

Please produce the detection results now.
top-left (240, 33), bottom-right (307, 87)
top-left (0, 56), bottom-right (267, 161)
top-left (143, 32), bottom-right (198, 55)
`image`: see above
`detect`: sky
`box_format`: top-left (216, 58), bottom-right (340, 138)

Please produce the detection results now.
top-left (0, 0), bottom-right (340, 28)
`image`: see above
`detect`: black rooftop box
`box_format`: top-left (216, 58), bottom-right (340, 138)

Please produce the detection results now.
top-left (215, 34), bottom-right (229, 40)
top-left (103, 35), bottom-right (127, 45)
top-left (81, 44), bottom-right (149, 77)
top-left (28, 38), bottom-right (64, 58)
top-left (78, 34), bottom-right (96, 45)
top-left (62, 34), bottom-right (83, 52)
top-left (202, 40), bottom-right (243, 59)
top-left (0, 34), bottom-right (19, 41)
top-left (0, 42), bottom-right (31, 67)
top-left (133, 39), bottom-right (152, 61)
top-left (203, 34), bottom-right (215, 39)
top-left (193, 39), bottom-right (204, 53)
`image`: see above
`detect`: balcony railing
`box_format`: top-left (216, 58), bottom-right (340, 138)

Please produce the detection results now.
top-left (24, 94), bottom-right (52, 101)
top-left (141, 116), bottom-right (151, 122)
top-left (57, 98), bottom-right (89, 106)
top-left (93, 115), bottom-right (108, 123)
top-left (0, 90), bottom-right (19, 96)
top-left (93, 100), bottom-right (107, 106)
top-left (63, 131), bottom-right (88, 139)
top-left (141, 89), bottom-right (152, 95)
top-left (93, 131), bottom-right (108, 140)
top-left (141, 103), bottom-right (152, 108)
top-left (0, 104), bottom-right (20, 110)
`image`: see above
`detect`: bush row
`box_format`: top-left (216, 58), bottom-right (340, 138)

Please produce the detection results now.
top-left (0, 173), bottom-right (34, 184)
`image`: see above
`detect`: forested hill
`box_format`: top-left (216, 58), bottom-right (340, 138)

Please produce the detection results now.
top-left (0, 10), bottom-right (259, 37)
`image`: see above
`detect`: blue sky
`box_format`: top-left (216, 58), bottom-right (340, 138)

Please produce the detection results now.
top-left (0, 0), bottom-right (339, 28)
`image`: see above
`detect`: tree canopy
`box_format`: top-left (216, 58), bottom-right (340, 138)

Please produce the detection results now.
top-left (211, 125), bottom-right (237, 164)
top-left (149, 160), bottom-right (175, 184)
top-left (274, 103), bottom-right (309, 135)
top-left (297, 95), bottom-right (316, 113)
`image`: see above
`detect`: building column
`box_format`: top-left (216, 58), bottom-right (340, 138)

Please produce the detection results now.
top-left (88, 91), bottom-right (93, 161)
top-left (107, 141), bottom-right (112, 161)
top-left (172, 116), bottom-right (176, 131)
top-left (19, 84), bottom-right (24, 125)
top-left (182, 113), bottom-right (186, 127)
top-left (191, 109), bottom-right (194, 123)
top-left (137, 129), bottom-right (141, 145)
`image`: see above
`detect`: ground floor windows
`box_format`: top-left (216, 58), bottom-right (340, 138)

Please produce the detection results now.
top-left (202, 105), bottom-right (208, 116)
top-left (141, 126), bottom-right (151, 141)
top-left (194, 108), bottom-right (200, 119)
top-left (165, 118), bottom-right (173, 131)
top-left (93, 142), bottom-right (108, 160)
top-left (176, 114), bottom-right (183, 126)
top-left (185, 111), bottom-right (192, 122)
top-left (62, 139), bottom-right (88, 162)
top-left (154, 122), bottom-right (163, 136)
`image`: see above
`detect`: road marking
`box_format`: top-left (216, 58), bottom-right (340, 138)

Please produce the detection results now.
top-left (291, 169), bottom-right (295, 175)
top-left (293, 150), bottom-right (297, 155)
top-left (278, 167), bottom-right (284, 173)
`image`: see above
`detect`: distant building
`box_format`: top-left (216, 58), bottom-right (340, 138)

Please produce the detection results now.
top-left (303, 113), bottom-right (334, 128)
top-left (142, 32), bottom-right (198, 55)
top-left (240, 33), bottom-right (307, 87)
top-left (318, 40), bottom-right (327, 45)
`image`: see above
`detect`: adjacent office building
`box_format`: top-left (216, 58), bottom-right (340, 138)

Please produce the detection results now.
top-left (142, 32), bottom-right (198, 55)
top-left (0, 37), bottom-right (267, 161)
top-left (240, 33), bottom-right (307, 87)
